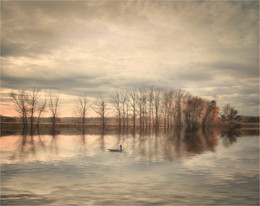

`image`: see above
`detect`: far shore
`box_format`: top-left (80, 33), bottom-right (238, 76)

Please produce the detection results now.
top-left (1, 121), bottom-right (259, 128)
top-left (1, 121), bottom-right (259, 138)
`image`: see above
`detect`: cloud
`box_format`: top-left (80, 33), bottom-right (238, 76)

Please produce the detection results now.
top-left (1, 68), bottom-right (115, 97)
top-left (1, 0), bottom-right (259, 116)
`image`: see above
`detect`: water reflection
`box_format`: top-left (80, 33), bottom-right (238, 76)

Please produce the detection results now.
top-left (0, 127), bottom-right (257, 164)
top-left (220, 128), bottom-right (242, 147)
top-left (1, 127), bottom-right (259, 206)
top-left (78, 128), bottom-right (86, 154)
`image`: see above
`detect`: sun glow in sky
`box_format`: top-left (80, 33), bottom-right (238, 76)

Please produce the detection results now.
top-left (1, 0), bottom-right (259, 117)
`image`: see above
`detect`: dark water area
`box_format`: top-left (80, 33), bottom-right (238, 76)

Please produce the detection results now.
top-left (0, 127), bottom-right (259, 205)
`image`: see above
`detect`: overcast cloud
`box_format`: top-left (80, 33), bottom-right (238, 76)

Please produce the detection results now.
top-left (1, 0), bottom-right (259, 116)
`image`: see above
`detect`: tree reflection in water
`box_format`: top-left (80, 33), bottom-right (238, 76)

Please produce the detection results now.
top-left (1, 126), bottom-right (258, 206)
top-left (220, 127), bottom-right (242, 147)
top-left (98, 128), bottom-right (105, 151)
top-left (37, 128), bottom-right (46, 151)
top-left (19, 129), bottom-right (27, 160)
top-left (112, 127), bottom-right (220, 161)
top-left (79, 128), bottom-right (86, 154)
top-left (50, 127), bottom-right (59, 155)
top-left (11, 126), bottom-right (247, 162)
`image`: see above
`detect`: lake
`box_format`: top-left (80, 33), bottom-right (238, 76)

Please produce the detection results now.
top-left (0, 128), bottom-right (259, 205)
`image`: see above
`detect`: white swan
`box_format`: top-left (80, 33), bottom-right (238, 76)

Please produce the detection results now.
top-left (108, 145), bottom-right (123, 152)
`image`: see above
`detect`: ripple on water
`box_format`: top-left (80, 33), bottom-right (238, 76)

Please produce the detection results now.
top-left (1, 132), bottom-right (259, 205)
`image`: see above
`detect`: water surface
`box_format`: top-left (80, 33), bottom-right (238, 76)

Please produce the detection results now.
top-left (1, 128), bottom-right (259, 205)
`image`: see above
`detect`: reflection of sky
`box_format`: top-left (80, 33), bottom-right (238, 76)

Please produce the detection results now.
top-left (183, 136), bottom-right (259, 182)
top-left (0, 132), bottom-right (217, 164)
top-left (1, 134), bottom-right (259, 205)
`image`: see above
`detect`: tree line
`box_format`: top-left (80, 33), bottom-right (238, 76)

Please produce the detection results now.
top-left (10, 88), bottom-right (59, 129)
top-left (10, 87), bottom-right (240, 130)
top-left (110, 87), bottom-right (219, 131)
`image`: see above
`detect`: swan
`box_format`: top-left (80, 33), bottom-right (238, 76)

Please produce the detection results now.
top-left (108, 145), bottom-right (123, 152)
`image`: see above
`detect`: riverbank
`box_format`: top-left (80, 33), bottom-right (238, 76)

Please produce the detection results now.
top-left (1, 122), bottom-right (259, 137)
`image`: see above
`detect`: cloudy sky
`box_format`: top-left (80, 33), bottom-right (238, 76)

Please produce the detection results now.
top-left (1, 0), bottom-right (259, 117)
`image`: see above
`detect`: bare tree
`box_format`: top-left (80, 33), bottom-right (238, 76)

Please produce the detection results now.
top-left (27, 87), bottom-right (41, 129)
top-left (148, 87), bottom-right (154, 128)
top-left (173, 89), bottom-right (185, 128)
top-left (202, 100), bottom-right (218, 130)
top-left (137, 90), bottom-right (143, 128)
top-left (129, 88), bottom-right (137, 129)
top-left (120, 89), bottom-right (130, 130)
top-left (126, 99), bottom-right (129, 129)
top-left (161, 90), bottom-right (174, 129)
top-left (183, 95), bottom-right (204, 130)
top-left (137, 89), bottom-right (147, 129)
top-left (76, 93), bottom-right (89, 127)
top-left (142, 90), bottom-right (147, 129)
top-left (111, 90), bottom-right (122, 130)
top-left (154, 88), bottom-right (161, 128)
top-left (36, 94), bottom-right (47, 127)
top-left (10, 90), bottom-right (28, 129)
top-left (94, 96), bottom-right (109, 129)
top-left (49, 94), bottom-right (60, 127)
top-left (121, 92), bottom-right (127, 129)
top-left (161, 90), bottom-right (169, 129)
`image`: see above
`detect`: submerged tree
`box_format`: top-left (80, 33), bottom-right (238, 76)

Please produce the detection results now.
top-left (36, 93), bottom-right (47, 127)
top-left (202, 100), bottom-right (218, 130)
top-left (183, 96), bottom-right (204, 130)
top-left (173, 89), bottom-right (185, 128)
top-left (76, 93), bottom-right (89, 127)
top-left (121, 90), bottom-right (128, 129)
top-left (154, 88), bottom-right (161, 129)
top-left (161, 89), bottom-right (174, 129)
top-left (94, 96), bottom-right (109, 129)
top-left (27, 87), bottom-right (41, 129)
top-left (147, 87), bottom-right (154, 128)
top-left (137, 88), bottom-right (148, 129)
top-left (10, 90), bottom-right (29, 129)
top-left (49, 94), bottom-right (60, 127)
top-left (220, 104), bottom-right (241, 128)
top-left (111, 90), bottom-right (122, 130)
top-left (129, 88), bottom-right (137, 129)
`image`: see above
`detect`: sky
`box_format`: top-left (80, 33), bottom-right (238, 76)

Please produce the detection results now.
top-left (1, 0), bottom-right (259, 117)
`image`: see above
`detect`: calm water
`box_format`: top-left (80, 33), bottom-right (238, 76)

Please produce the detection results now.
top-left (0, 128), bottom-right (259, 205)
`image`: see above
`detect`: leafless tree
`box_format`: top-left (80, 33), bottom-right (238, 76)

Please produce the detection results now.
top-left (168, 90), bottom-right (175, 128)
top-left (49, 94), bottom-right (60, 127)
top-left (173, 89), bottom-right (185, 128)
top-left (129, 88), bottom-right (137, 129)
top-left (76, 93), bottom-right (89, 127)
top-left (202, 100), bottom-right (218, 130)
top-left (161, 90), bottom-right (174, 129)
top-left (154, 88), bottom-right (161, 129)
top-left (121, 91), bottom-right (127, 129)
top-left (121, 89), bottom-right (130, 130)
top-left (183, 95), bottom-right (204, 130)
top-left (10, 90), bottom-right (29, 128)
top-left (142, 91), bottom-right (147, 129)
top-left (111, 90), bottom-right (122, 130)
top-left (27, 87), bottom-right (41, 129)
top-left (126, 99), bottom-right (129, 129)
top-left (137, 88), bottom-right (147, 129)
top-left (36, 94), bottom-right (47, 127)
top-left (147, 87), bottom-right (154, 128)
top-left (137, 90), bottom-right (142, 128)
top-left (161, 90), bottom-right (168, 129)
top-left (94, 96), bottom-right (109, 129)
